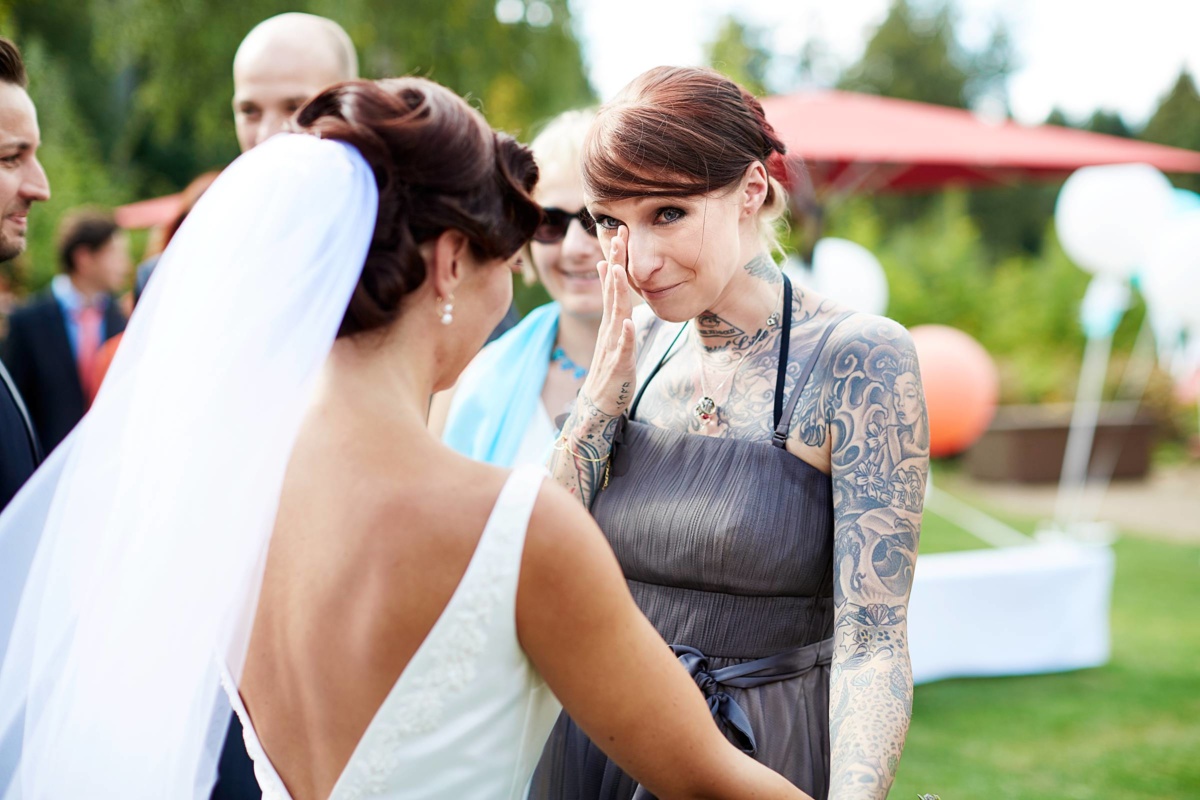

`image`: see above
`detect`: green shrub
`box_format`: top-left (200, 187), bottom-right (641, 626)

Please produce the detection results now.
top-left (811, 192), bottom-right (1169, 408)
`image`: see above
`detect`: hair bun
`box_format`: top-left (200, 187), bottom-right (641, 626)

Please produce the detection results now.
top-left (290, 77), bottom-right (541, 338)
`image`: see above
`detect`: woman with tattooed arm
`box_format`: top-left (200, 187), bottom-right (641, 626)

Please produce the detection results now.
top-left (530, 67), bottom-right (929, 800)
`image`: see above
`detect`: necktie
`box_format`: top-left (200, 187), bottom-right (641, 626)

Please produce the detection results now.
top-left (75, 304), bottom-right (103, 405)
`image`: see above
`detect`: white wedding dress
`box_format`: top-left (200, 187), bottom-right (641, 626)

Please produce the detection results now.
top-left (0, 135), bottom-right (571, 798)
top-left (220, 465), bottom-right (562, 800)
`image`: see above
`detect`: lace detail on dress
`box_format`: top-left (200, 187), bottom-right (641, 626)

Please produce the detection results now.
top-left (331, 470), bottom-right (532, 800)
top-left (218, 667), bottom-right (291, 800)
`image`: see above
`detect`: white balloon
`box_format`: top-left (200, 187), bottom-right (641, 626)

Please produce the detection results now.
top-left (1055, 163), bottom-right (1176, 278)
top-left (810, 237), bottom-right (889, 316)
top-left (1140, 209), bottom-right (1200, 333)
top-left (781, 254), bottom-right (814, 289)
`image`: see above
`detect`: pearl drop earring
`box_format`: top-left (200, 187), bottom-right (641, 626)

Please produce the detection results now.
top-left (439, 295), bottom-right (454, 325)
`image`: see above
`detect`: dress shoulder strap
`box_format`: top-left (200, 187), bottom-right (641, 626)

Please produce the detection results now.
top-left (634, 314), bottom-right (664, 374)
top-left (772, 311), bottom-right (856, 448)
top-left (444, 463), bottom-right (546, 644)
top-left (486, 464), bottom-right (546, 554)
top-left (629, 321), bottom-right (689, 421)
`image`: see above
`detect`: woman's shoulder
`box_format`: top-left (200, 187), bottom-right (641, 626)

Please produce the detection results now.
top-left (787, 308), bottom-right (917, 412)
top-left (806, 307), bottom-right (915, 362)
top-left (367, 450), bottom-right (510, 524)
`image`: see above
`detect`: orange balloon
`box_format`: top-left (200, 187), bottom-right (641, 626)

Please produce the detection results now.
top-left (910, 325), bottom-right (999, 457)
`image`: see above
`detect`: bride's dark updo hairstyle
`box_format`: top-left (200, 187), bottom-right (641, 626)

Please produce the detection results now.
top-left (582, 66), bottom-right (789, 246)
top-left (292, 77), bottom-right (541, 337)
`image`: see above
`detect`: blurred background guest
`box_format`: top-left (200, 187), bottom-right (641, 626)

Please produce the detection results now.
top-left (0, 35), bottom-right (50, 512)
top-left (434, 109), bottom-right (604, 465)
top-left (3, 208), bottom-right (128, 453)
top-left (232, 12), bottom-right (358, 153)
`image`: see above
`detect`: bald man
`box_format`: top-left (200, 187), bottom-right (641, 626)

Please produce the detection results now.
top-left (232, 12), bottom-right (357, 152)
top-left (230, 14), bottom-right (519, 345)
top-left (136, 16), bottom-right (358, 318)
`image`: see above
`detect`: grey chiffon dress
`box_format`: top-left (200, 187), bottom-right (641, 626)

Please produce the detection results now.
top-left (530, 276), bottom-right (853, 800)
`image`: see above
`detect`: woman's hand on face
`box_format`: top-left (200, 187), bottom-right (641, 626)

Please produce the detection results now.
top-left (583, 226), bottom-right (637, 417)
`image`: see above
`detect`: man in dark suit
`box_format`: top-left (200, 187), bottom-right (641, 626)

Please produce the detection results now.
top-left (0, 37), bottom-right (51, 512)
top-left (3, 209), bottom-right (129, 454)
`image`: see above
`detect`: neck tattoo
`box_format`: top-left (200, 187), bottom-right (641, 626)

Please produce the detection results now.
top-left (693, 284), bottom-right (784, 427)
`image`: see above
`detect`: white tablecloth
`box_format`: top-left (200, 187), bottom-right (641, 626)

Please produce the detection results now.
top-left (908, 542), bottom-right (1115, 684)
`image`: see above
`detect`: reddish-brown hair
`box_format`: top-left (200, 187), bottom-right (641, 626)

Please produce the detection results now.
top-left (292, 77), bottom-right (540, 338)
top-left (583, 66), bottom-right (787, 204)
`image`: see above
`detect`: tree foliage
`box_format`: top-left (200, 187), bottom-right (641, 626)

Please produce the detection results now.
top-left (1141, 69), bottom-right (1200, 192)
top-left (704, 16), bottom-right (770, 97)
top-left (825, 0), bottom-right (1059, 255)
top-left (836, 0), bottom-right (970, 109)
top-left (1086, 110), bottom-right (1133, 139)
top-left (4, 0), bottom-right (594, 289)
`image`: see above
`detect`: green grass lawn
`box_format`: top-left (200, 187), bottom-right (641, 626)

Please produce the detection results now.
top-left (891, 506), bottom-right (1200, 798)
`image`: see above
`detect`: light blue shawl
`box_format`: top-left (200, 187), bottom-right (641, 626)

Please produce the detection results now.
top-left (442, 302), bottom-right (560, 466)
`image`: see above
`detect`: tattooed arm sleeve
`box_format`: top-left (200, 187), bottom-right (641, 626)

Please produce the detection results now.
top-left (547, 389), bottom-right (622, 508)
top-left (823, 317), bottom-right (928, 799)
top-left (548, 307), bottom-right (659, 507)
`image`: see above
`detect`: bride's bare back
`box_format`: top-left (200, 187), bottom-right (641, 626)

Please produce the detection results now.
top-left (239, 382), bottom-right (511, 799)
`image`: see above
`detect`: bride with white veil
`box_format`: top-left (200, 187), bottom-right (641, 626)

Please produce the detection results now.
top-left (0, 78), bottom-right (810, 799)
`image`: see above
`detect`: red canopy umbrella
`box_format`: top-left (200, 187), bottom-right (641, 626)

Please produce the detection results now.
top-left (760, 90), bottom-right (1200, 198)
top-left (114, 192), bottom-right (183, 230)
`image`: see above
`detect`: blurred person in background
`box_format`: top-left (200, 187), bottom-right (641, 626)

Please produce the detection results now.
top-left (0, 36), bottom-right (50, 512)
top-left (91, 171), bottom-right (220, 400)
top-left (3, 208), bottom-right (128, 454)
top-left (531, 67), bottom-right (928, 800)
top-left (232, 11), bottom-right (518, 343)
top-left (232, 12), bottom-right (358, 153)
top-left (434, 109), bottom-right (604, 465)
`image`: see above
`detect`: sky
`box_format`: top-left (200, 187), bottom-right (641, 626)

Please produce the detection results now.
top-left (568, 0), bottom-right (1200, 127)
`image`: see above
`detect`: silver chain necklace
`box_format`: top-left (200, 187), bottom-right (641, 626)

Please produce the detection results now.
top-left (694, 344), bottom-right (752, 427)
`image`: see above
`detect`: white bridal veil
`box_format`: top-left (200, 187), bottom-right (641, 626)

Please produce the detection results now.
top-left (0, 133), bottom-right (378, 797)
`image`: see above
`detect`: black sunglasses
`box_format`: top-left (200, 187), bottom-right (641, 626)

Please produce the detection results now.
top-left (533, 207), bottom-right (599, 244)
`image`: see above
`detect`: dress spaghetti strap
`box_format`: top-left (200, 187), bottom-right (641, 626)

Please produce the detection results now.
top-left (771, 311), bottom-right (856, 448)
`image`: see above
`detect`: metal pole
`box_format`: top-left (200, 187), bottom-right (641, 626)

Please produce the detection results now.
top-left (1076, 316), bottom-right (1157, 524)
top-left (1053, 330), bottom-right (1114, 532)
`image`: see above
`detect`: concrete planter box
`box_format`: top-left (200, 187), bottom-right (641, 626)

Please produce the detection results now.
top-left (964, 402), bottom-right (1156, 483)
